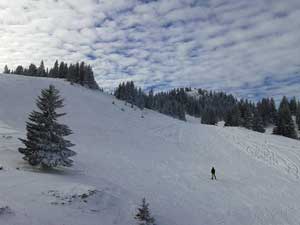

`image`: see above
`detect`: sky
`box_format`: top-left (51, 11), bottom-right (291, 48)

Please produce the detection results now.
top-left (0, 0), bottom-right (299, 101)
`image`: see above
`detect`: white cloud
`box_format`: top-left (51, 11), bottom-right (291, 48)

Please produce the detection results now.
top-left (0, 0), bottom-right (299, 101)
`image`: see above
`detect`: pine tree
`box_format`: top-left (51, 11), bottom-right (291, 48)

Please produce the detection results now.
top-left (146, 89), bottom-right (154, 109)
top-left (242, 105), bottom-right (253, 129)
top-left (289, 97), bottom-right (298, 115)
top-left (79, 62), bottom-right (85, 85)
top-left (224, 106), bottom-right (241, 127)
top-left (273, 96), bottom-right (297, 139)
top-left (201, 108), bottom-right (217, 125)
top-left (67, 63), bottom-right (76, 84)
top-left (252, 110), bottom-right (265, 133)
top-left (58, 61), bottom-right (66, 78)
top-left (49, 60), bottom-right (59, 78)
top-left (3, 65), bottom-right (10, 74)
top-left (82, 65), bottom-right (99, 89)
top-left (296, 101), bottom-right (300, 131)
top-left (134, 198), bottom-right (156, 225)
top-left (137, 88), bottom-right (146, 110)
top-left (28, 63), bottom-right (37, 76)
top-left (74, 62), bottom-right (80, 83)
top-left (257, 98), bottom-right (277, 126)
top-left (269, 98), bottom-right (277, 124)
top-left (37, 60), bottom-right (46, 77)
top-left (177, 102), bottom-right (186, 121)
top-left (14, 65), bottom-right (24, 74)
top-left (19, 85), bottom-right (76, 168)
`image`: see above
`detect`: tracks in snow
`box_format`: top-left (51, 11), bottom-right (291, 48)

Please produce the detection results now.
top-left (218, 127), bottom-right (300, 179)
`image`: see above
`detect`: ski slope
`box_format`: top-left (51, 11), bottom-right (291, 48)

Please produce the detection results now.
top-left (0, 74), bottom-right (300, 225)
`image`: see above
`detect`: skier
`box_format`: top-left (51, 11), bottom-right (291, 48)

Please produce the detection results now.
top-left (211, 167), bottom-right (216, 180)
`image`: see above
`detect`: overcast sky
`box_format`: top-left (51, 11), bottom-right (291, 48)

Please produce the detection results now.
top-left (0, 0), bottom-right (299, 101)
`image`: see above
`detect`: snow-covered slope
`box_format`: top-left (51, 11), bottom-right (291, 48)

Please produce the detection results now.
top-left (0, 74), bottom-right (300, 225)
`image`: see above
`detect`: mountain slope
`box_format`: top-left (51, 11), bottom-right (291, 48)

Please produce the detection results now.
top-left (0, 74), bottom-right (300, 225)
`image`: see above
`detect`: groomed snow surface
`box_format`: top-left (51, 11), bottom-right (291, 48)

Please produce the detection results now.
top-left (0, 74), bottom-right (300, 225)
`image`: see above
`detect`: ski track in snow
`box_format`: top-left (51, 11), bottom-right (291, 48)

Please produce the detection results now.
top-left (217, 127), bottom-right (300, 179)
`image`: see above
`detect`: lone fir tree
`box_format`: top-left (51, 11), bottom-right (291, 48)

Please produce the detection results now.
top-left (19, 85), bottom-right (76, 168)
top-left (134, 198), bottom-right (156, 225)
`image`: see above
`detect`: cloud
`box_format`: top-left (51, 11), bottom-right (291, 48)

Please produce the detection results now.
top-left (0, 0), bottom-right (299, 102)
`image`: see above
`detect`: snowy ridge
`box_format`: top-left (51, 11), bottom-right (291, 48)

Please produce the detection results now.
top-left (0, 74), bottom-right (300, 225)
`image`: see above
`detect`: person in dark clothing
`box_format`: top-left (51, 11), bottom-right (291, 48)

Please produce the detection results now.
top-left (211, 167), bottom-right (216, 180)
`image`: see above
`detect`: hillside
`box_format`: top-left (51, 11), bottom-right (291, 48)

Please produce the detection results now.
top-left (0, 74), bottom-right (300, 225)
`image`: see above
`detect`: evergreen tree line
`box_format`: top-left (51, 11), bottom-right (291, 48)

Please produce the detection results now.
top-left (3, 60), bottom-right (99, 90)
top-left (114, 81), bottom-right (300, 139)
top-left (224, 96), bottom-right (300, 139)
top-left (115, 81), bottom-right (186, 120)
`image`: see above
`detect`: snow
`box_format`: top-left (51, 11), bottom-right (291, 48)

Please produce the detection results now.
top-left (186, 88), bottom-right (203, 100)
top-left (0, 74), bottom-right (300, 225)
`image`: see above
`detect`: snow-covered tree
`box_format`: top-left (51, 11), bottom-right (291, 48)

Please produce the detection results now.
top-left (134, 198), bottom-right (156, 225)
top-left (19, 85), bottom-right (76, 168)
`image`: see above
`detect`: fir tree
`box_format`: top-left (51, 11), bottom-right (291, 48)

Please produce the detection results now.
top-left (257, 98), bottom-right (277, 126)
top-left (137, 88), bottom-right (146, 110)
top-left (82, 65), bottom-right (99, 89)
top-left (289, 97), bottom-right (298, 115)
top-left (19, 85), bottom-right (76, 168)
top-left (269, 98), bottom-right (278, 124)
top-left (273, 96), bottom-right (297, 139)
top-left (296, 102), bottom-right (300, 131)
top-left (241, 105), bottom-right (253, 129)
top-left (58, 61), bottom-right (66, 78)
top-left (75, 62), bottom-right (80, 83)
top-left (146, 89), bottom-right (154, 109)
top-left (3, 65), bottom-right (10, 74)
top-left (37, 60), bottom-right (46, 77)
top-left (14, 65), bottom-right (24, 74)
top-left (252, 110), bottom-right (265, 133)
top-left (134, 198), bottom-right (156, 225)
top-left (201, 108), bottom-right (217, 125)
top-left (28, 63), bottom-right (37, 76)
top-left (49, 60), bottom-right (59, 78)
top-left (67, 63), bottom-right (76, 84)
top-left (79, 61), bottom-right (85, 85)
top-left (224, 106), bottom-right (241, 127)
